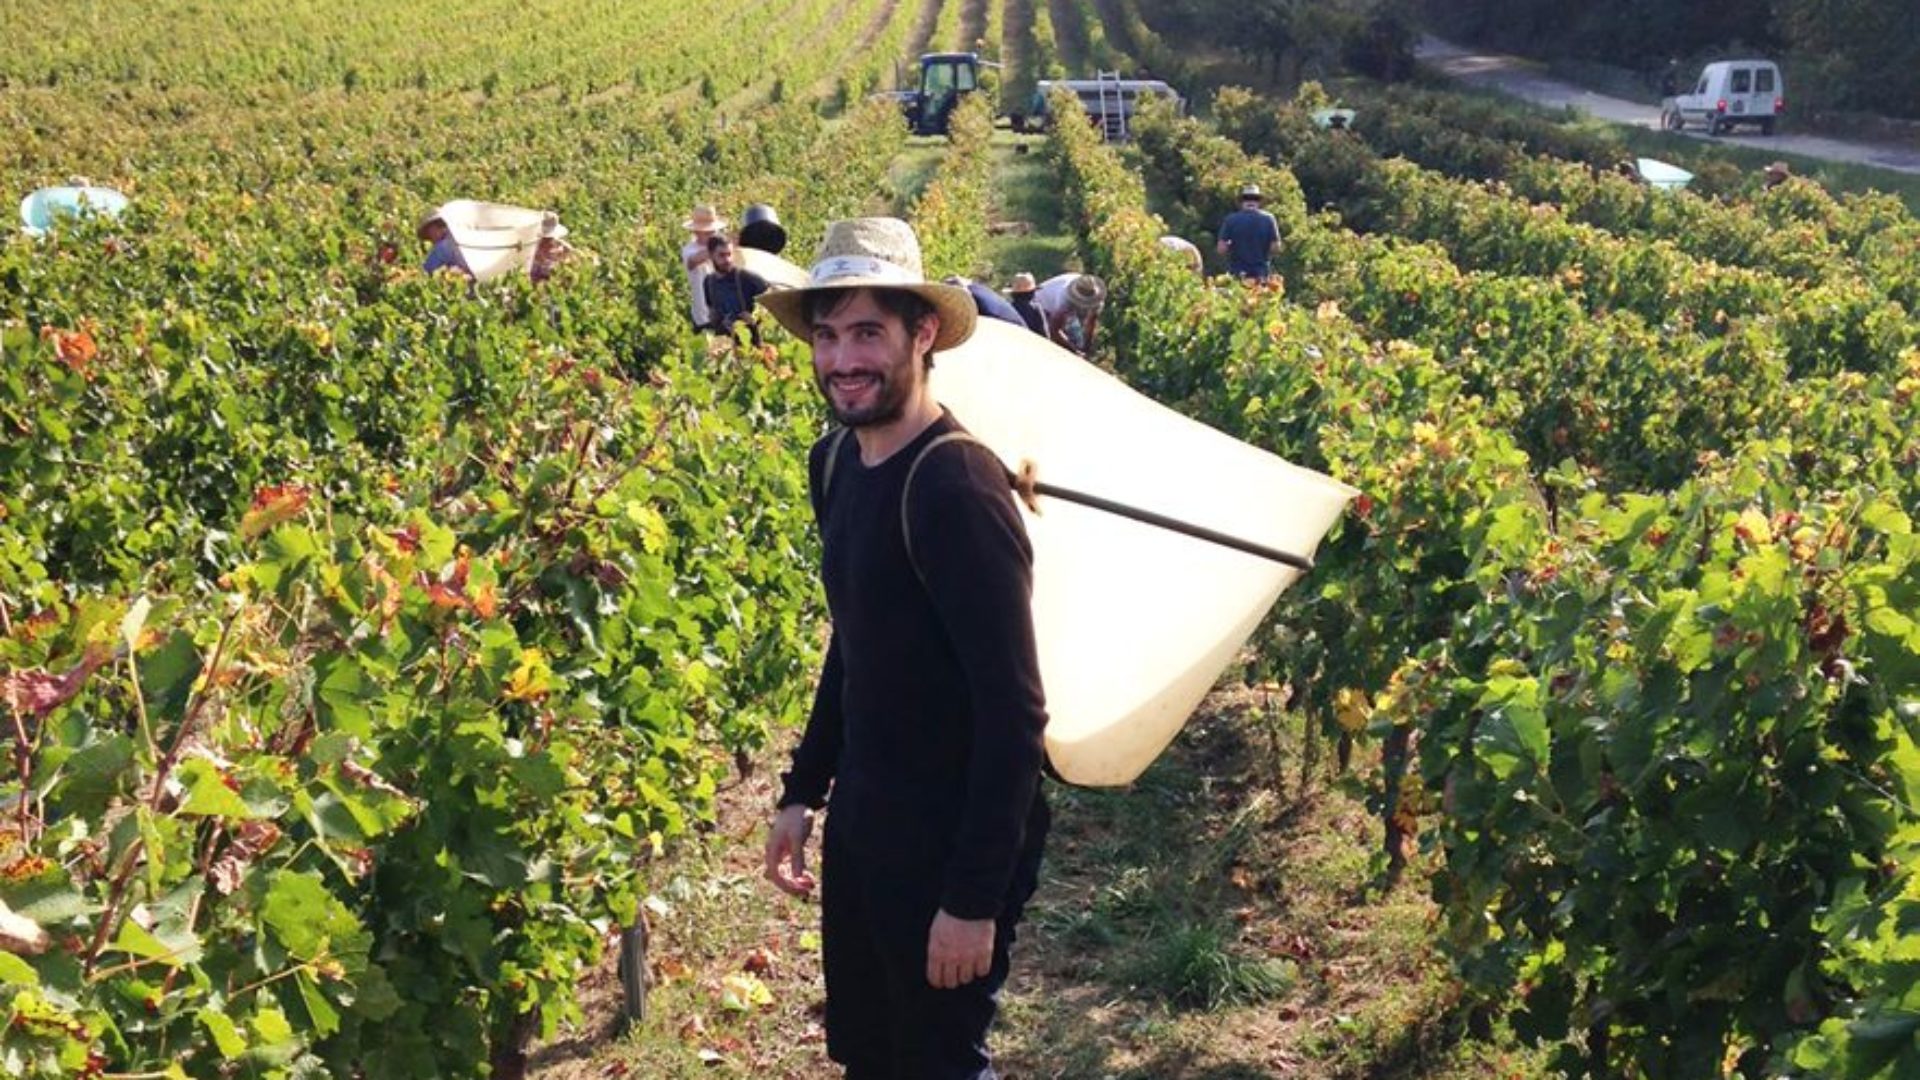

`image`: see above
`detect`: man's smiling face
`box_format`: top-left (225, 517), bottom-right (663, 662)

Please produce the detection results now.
top-left (807, 290), bottom-right (937, 429)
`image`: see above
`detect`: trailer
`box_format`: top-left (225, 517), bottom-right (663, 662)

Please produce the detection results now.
top-left (1015, 74), bottom-right (1183, 142)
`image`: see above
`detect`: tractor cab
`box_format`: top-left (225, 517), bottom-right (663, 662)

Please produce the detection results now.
top-left (900, 52), bottom-right (980, 136)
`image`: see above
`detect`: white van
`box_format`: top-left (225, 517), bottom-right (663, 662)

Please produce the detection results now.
top-left (1662, 60), bottom-right (1785, 136)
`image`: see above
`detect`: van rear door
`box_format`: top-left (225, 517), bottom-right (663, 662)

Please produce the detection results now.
top-left (1752, 65), bottom-right (1780, 117)
top-left (1725, 66), bottom-right (1756, 120)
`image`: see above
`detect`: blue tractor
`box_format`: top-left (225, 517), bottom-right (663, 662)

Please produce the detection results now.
top-left (887, 52), bottom-right (984, 137)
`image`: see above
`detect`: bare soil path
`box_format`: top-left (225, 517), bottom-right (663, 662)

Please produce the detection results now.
top-left (958, 0), bottom-right (989, 54)
top-left (1046, 0), bottom-right (1090, 74)
top-left (907, 0), bottom-right (947, 58)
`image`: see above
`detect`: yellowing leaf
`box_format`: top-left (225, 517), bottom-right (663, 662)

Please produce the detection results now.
top-left (719, 971), bottom-right (773, 1012)
top-left (1736, 508), bottom-right (1773, 546)
top-left (504, 648), bottom-right (553, 703)
top-left (1334, 688), bottom-right (1371, 734)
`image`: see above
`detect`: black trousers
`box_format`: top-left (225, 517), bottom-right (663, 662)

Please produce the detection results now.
top-left (819, 811), bottom-right (1046, 1080)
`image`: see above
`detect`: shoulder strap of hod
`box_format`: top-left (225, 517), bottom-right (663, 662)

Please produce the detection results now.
top-left (900, 432), bottom-right (988, 587)
top-left (818, 427), bottom-right (852, 508)
top-left (902, 431), bottom-right (1072, 787)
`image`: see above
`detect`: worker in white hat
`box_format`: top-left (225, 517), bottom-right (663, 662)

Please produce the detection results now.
top-left (681, 203), bottom-right (728, 328)
top-left (1158, 234), bottom-right (1204, 274)
top-left (418, 205), bottom-right (471, 277)
top-left (762, 217), bottom-right (1049, 1079)
top-left (530, 212), bottom-right (573, 284)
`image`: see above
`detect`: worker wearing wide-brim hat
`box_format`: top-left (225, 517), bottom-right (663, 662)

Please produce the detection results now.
top-left (1005, 271), bottom-right (1046, 336)
top-left (1158, 234), bottom-right (1204, 274)
top-left (531, 211), bottom-right (574, 284)
top-left (759, 217), bottom-right (977, 351)
top-left (1031, 271), bottom-right (1106, 355)
top-left (1762, 160), bottom-right (1792, 189)
top-left (763, 218), bottom-right (1048, 1079)
top-left (1216, 181), bottom-right (1280, 281)
top-left (682, 203), bottom-right (729, 329)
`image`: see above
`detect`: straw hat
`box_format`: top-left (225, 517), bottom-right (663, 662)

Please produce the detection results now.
top-left (1764, 160), bottom-right (1791, 177)
top-left (416, 205), bottom-right (448, 240)
top-left (1065, 273), bottom-right (1107, 313)
top-left (1008, 272), bottom-right (1038, 294)
top-left (1158, 235), bottom-right (1203, 271)
top-left (540, 211), bottom-right (569, 241)
top-left (1239, 183), bottom-right (1264, 201)
top-left (759, 217), bottom-right (977, 352)
top-left (683, 203), bottom-right (727, 232)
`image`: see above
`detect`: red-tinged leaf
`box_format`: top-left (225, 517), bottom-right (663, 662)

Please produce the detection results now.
top-left (240, 484), bottom-right (311, 540)
top-left (2, 647), bottom-right (110, 720)
top-left (421, 578), bottom-right (467, 611)
top-left (41, 325), bottom-right (99, 377)
top-left (469, 583), bottom-right (499, 619)
top-left (742, 946), bottom-right (776, 975)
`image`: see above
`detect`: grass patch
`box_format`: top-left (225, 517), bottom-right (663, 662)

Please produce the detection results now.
top-left (992, 687), bottom-right (1556, 1079)
top-left (983, 128), bottom-right (1076, 282)
top-left (1126, 921), bottom-right (1299, 1009)
top-left (889, 136), bottom-right (951, 215)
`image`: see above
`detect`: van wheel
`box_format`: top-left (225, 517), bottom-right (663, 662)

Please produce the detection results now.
top-left (1761, 118), bottom-right (1776, 135)
top-left (1661, 108), bottom-right (1684, 132)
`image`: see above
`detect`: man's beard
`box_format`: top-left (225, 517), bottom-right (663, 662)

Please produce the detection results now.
top-left (817, 344), bottom-right (919, 428)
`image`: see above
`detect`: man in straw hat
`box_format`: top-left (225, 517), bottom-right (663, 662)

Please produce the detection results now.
top-left (1032, 271), bottom-right (1106, 356)
top-left (1005, 272), bottom-right (1046, 336)
top-left (943, 274), bottom-right (1029, 331)
top-left (763, 217), bottom-right (1050, 1079)
top-left (682, 203), bottom-right (728, 329)
top-left (1762, 160), bottom-right (1792, 190)
top-left (530, 212), bottom-right (574, 285)
top-left (1215, 181), bottom-right (1280, 281)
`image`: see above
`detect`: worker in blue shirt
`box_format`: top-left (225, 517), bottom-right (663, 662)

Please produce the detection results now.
top-left (1215, 183), bottom-right (1280, 282)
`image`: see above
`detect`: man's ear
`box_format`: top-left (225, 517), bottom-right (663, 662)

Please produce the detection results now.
top-left (914, 311), bottom-right (941, 359)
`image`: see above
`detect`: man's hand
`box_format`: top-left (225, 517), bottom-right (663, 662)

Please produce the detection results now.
top-left (926, 909), bottom-right (995, 989)
top-left (763, 804), bottom-right (816, 897)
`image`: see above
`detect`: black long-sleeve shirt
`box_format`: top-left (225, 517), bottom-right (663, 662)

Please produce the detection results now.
top-left (778, 411), bottom-right (1049, 920)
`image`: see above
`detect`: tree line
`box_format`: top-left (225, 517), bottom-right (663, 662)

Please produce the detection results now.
top-left (1142, 0), bottom-right (1918, 121)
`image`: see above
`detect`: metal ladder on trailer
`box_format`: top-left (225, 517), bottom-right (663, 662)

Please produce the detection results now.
top-left (1097, 71), bottom-right (1127, 142)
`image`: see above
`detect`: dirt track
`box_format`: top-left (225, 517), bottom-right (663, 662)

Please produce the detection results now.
top-left (1415, 35), bottom-right (1920, 176)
